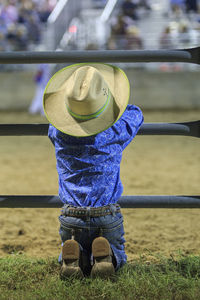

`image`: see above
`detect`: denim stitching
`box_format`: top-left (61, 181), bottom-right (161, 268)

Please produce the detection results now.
top-left (60, 219), bottom-right (123, 233)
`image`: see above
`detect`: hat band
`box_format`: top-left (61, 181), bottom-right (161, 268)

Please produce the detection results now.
top-left (66, 91), bottom-right (111, 121)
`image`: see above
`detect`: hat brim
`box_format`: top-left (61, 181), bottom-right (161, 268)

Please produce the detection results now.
top-left (43, 63), bottom-right (130, 137)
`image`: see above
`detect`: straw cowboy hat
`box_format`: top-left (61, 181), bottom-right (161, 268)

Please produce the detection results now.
top-left (43, 63), bottom-right (130, 137)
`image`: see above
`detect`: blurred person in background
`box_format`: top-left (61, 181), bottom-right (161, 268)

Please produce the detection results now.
top-left (139, 0), bottom-right (151, 10)
top-left (34, 0), bottom-right (57, 22)
top-left (108, 14), bottom-right (128, 49)
top-left (6, 22), bottom-right (17, 50)
top-left (159, 24), bottom-right (177, 49)
top-left (29, 63), bottom-right (51, 115)
top-left (1, 0), bottom-right (18, 25)
top-left (178, 19), bottom-right (199, 47)
top-left (121, 0), bottom-right (140, 20)
top-left (25, 14), bottom-right (41, 46)
top-left (125, 25), bottom-right (143, 49)
top-left (108, 14), bottom-right (142, 50)
top-left (159, 22), bottom-right (181, 71)
top-left (169, 0), bottom-right (185, 18)
top-left (15, 24), bottom-right (28, 50)
top-left (185, 0), bottom-right (198, 13)
top-left (0, 15), bottom-right (7, 38)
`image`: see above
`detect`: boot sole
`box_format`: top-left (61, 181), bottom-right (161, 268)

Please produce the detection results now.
top-left (91, 237), bottom-right (115, 278)
top-left (92, 237), bottom-right (111, 257)
top-left (61, 240), bottom-right (83, 279)
top-left (62, 239), bottom-right (80, 260)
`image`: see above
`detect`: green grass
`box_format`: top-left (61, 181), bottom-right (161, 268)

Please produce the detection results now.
top-left (1, 253), bottom-right (200, 300)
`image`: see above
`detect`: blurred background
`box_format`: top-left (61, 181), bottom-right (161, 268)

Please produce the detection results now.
top-left (0, 0), bottom-right (200, 112)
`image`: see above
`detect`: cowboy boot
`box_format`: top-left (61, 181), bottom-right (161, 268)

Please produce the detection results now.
top-left (91, 237), bottom-right (115, 278)
top-left (60, 239), bottom-right (84, 279)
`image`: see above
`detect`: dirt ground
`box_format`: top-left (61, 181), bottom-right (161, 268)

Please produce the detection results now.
top-left (0, 110), bottom-right (199, 261)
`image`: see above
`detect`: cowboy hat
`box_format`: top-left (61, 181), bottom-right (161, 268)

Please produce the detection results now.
top-left (43, 63), bottom-right (130, 137)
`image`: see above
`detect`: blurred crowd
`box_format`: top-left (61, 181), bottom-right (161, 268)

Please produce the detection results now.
top-left (0, 0), bottom-right (200, 53)
top-left (0, 0), bottom-right (57, 51)
top-left (160, 1), bottom-right (200, 49)
top-left (107, 0), bottom-right (150, 50)
top-left (107, 0), bottom-right (200, 50)
top-left (159, 19), bottom-right (199, 49)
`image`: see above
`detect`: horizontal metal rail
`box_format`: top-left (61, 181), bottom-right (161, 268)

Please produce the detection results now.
top-left (138, 121), bottom-right (200, 138)
top-left (0, 121), bottom-right (199, 138)
top-left (0, 47), bottom-right (199, 64)
top-left (0, 195), bottom-right (200, 208)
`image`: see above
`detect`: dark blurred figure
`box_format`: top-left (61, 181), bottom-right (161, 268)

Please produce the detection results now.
top-left (7, 23), bottom-right (28, 51)
top-left (25, 14), bottom-right (41, 44)
top-left (139, 0), bottom-right (151, 10)
top-left (15, 24), bottom-right (28, 50)
top-left (185, 0), bottom-right (198, 13)
top-left (18, 2), bottom-right (41, 45)
top-left (85, 43), bottom-right (99, 50)
top-left (108, 15), bottom-right (142, 50)
top-left (121, 0), bottom-right (139, 21)
top-left (112, 14), bottom-right (128, 35)
top-left (107, 15), bottom-right (128, 49)
top-left (37, 1), bottom-right (53, 22)
top-left (6, 23), bottom-right (17, 50)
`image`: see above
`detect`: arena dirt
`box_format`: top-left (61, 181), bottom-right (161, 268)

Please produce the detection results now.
top-left (0, 110), bottom-right (199, 261)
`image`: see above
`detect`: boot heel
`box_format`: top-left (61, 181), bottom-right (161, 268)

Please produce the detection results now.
top-left (60, 240), bottom-right (84, 279)
top-left (92, 237), bottom-right (111, 257)
top-left (91, 237), bottom-right (115, 278)
top-left (62, 239), bottom-right (80, 260)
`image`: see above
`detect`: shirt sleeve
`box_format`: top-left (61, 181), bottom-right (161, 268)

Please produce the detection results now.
top-left (48, 124), bottom-right (56, 146)
top-left (118, 104), bottom-right (144, 150)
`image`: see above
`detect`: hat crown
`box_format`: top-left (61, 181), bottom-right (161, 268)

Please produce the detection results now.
top-left (65, 66), bottom-right (110, 116)
top-left (43, 62), bottom-right (130, 137)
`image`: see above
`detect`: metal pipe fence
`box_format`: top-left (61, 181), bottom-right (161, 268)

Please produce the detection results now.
top-left (0, 121), bottom-right (199, 138)
top-left (0, 195), bottom-right (200, 208)
top-left (0, 48), bottom-right (199, 208)
top-left (0, 47), bottom-right (199, 64)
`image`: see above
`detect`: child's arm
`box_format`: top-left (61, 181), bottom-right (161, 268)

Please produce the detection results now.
top-left (114, 104), bottom-right (144, 150)
top-left (123, 104), bottom-right (144, 149)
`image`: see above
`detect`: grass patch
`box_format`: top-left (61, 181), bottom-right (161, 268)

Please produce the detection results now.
top-left (0, 253), bottom-right (200, 300)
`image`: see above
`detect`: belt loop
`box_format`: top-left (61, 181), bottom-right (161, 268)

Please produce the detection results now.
top-left (61, 204), bottom-right (70, 216)
top-left (99, 228), bottom-right (103, 236)
top-left (110, 204), bottom-right (116, 216)
top-left (86, 207), bottom-right (91, 221)
top-left (71, 229), bottom-right (75, 240)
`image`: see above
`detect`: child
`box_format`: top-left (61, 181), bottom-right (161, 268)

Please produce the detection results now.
top-left (43, 63), bottom-right (143, 278)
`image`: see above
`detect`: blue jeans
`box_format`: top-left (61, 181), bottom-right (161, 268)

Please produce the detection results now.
top-left (58, 207), bottom-right (127, 273)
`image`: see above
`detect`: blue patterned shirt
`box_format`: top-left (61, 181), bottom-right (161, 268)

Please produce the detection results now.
top-left (48, 104), bottom-right (144, 207)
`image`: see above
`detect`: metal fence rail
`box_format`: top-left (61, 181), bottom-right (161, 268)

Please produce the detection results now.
top-left (0, 47), bottom-right (199, 64)
top-left (0, 121), bottom-right (199, 138)
top-left (0, 195), bottom-right (200, 208)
